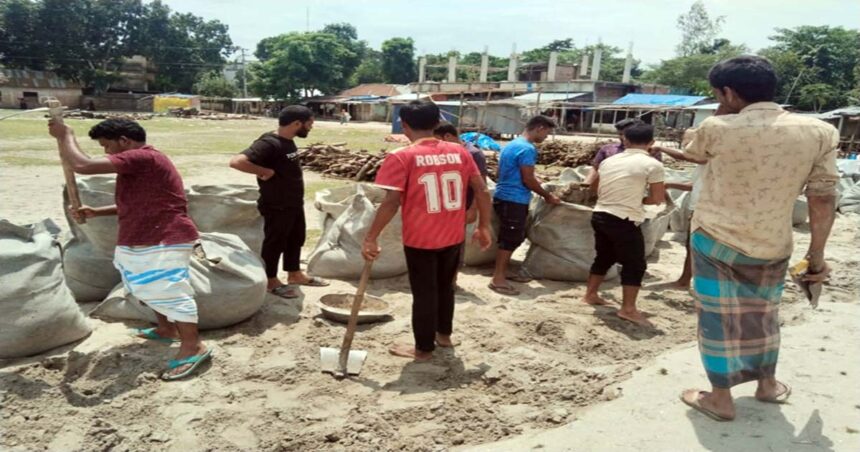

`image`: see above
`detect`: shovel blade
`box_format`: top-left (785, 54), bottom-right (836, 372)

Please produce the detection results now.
top-left (320, 347), bottom-right (368, 376)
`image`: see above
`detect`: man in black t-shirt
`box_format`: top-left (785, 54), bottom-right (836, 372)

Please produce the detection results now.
top-left (230, 105), bottom-right (329, 298)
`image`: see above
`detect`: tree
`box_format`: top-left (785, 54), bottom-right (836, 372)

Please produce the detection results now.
top-left (676, 0), bottom-right (725, 57)
top-left (192, 72), bottom-right (237, 98)
top-left (798, 83), bottom-right (836, 113)
top-left (251, 32), bottom-right (356, 100)
top-left (321, 22), bottom-right (363, 90)
top-left (641, 42), bottom-right (747, 95)
top-left (350, 48), bottom-right (384, 85)
top-left (381, 37), bottom-right (416, 84)
top-left (761, 26), bottom-right (859, 109)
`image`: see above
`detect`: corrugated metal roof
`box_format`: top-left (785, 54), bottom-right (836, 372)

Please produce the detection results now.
top-left (512, 92), bottom-right (588, 102)
top-left (613, 93), bottom-right (707, 106)
top-left (339, 83), bottom-right (410, 97)
top-left (0, 68), bottom-right (82, 89)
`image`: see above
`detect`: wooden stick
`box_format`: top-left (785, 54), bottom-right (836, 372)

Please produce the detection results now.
top-left (44, 97), bottom-right (85, 224)
top-left (338, 260), bottom-right (373, 374)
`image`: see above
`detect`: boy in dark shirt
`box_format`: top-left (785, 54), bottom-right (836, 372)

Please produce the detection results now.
top-left (49, 118), bottom-right (209, 381)
top-left (230, 106), bottom-right (329, 298)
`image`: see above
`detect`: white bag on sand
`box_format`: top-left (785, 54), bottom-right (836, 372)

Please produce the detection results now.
top-left (463, 182), bottom-right (500, 267)
top-left (62, 176), bottom-right (122, 302)
top-left (62, 178), bottom-right (264, 301)
top-left (838, 180), bottom-right (860, 214)
top-left (186, 184), bottom-right (264, 252)
top-left (792, 196), bottom-right (808, 225)
top-left (641, 201), bottom-right (676, 256)
top-left (0, 219), bottom-right (91, 358)
top-left (308, 185), bottom-right (407, 279)
top-left (90, 233), bottom-right (267, 330)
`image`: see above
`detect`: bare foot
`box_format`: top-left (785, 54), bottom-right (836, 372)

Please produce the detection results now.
top-left (617, 309), bottom-right (653, 326)
top-left (266, 278), bottom-right (287, 291)
top-left (681, 389), bottom-right (735, 421)
top-left (435, 333), bottom-right (455, 348)
top-left (755, 380), bottom-right (791, 403)
top-left (583, 293), bottom-right (610, 306)
top-left (146, 326), bottom-right (179, 340)
top-left (389, 344), bottom-right (432, 361)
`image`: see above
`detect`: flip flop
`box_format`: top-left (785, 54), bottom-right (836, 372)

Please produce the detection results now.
top-left (161, 349), bottom-right (213, 381)
top-left (757, 382), bottom-right (792, 404)
top-left (488, 282), bottom-right (520, 296)
top-left (506, 274), bottom-right (533, 283)
top-left (269, 285), bottom-right (299, 299)
top-left (292, 276), bottom-right (330, 287)
top-left (680, 390), bottom-right (734, 422)
top-left (132, 327), bottom-right (179, 343)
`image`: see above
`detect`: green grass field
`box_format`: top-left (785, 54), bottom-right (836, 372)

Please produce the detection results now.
top-left (0, 111), bottom-right (399, 166)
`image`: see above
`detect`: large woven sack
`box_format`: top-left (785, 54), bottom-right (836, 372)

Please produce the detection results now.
top-left (838, 180), bottom-right (860, 214)
top-left (463, 182), bottom-right (500, 266)
top-left (90, 233), bottom-right (267, 330)
top-left (641, 200), bottom-right (676, 256)
top-left (186, 184), bottom-right (263, 252)
top-left (0, 219), bottom-right (92, 358)
top-left (308, 185), bottom-right (407, 279)
top-left (792, 196), bottom-right (808, 226)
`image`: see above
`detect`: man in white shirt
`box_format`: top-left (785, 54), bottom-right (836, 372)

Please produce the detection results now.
top-left (583, 123), bottom-right (666, 326)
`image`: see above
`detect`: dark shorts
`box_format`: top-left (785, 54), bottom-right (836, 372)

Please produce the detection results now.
top-left (493, 199), bottom-right (529, 251)
top-left (590, 211), bottom-right (646, 286)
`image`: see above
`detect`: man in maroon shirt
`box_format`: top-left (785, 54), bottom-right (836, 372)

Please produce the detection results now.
top-left (48, 119), bottom-right (210, 381)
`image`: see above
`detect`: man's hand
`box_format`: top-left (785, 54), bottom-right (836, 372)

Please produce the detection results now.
top-left (544, 194), bottom-right (561, 205)
top-left (465, 205), bottom-right (478, 225)
top-left (803, 262), bottom-right (831, 283)
top-left (69, 205), bottom-right (98, 222)
top-left (258, 168), bottom-right (275, 181)
top-left (472, 225), bottom-right (492, 251)
top-left (48, 119), bottom-right (73, 139)
top-left (648, 147), bottom-right (662, 159)
top-left (362, 238), bottom-right (381, 261)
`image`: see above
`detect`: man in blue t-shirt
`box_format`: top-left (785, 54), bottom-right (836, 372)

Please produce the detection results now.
top-left (489, 115), bottom-right (561, 296)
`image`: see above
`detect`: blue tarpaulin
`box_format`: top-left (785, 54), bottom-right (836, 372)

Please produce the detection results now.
top-left (460, 132), bottom-right (501, 151)
top-left (612, 93), bottom-right (707, 107)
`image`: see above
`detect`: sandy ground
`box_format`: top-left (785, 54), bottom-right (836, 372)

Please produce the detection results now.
top-left (1, 130), bottom-right (859, 450)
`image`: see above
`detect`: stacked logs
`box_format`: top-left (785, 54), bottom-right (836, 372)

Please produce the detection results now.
top-left (536, 140), bottom-right (614, 167)
top-left (298, 143), bottom-right (388, 181)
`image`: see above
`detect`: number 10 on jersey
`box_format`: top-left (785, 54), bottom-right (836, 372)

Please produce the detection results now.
top-left (419, 171), bottom-right (463, 213)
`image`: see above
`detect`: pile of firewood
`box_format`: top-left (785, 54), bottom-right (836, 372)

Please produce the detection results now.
top-left (536, 139), bottom-right (613, 167)
top-left (299, 143), bottom-right (387, 181)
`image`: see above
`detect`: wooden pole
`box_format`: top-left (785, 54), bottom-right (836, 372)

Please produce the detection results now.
top-left (44, 96), bottom-right (84, 224)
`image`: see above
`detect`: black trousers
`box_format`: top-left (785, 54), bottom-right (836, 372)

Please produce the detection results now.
top-left (404, 243), bottom-right (462, 353)
top-left (261, 208), bottom-right (306, 278)
top-left (590, 211), bottom-right (646, 286)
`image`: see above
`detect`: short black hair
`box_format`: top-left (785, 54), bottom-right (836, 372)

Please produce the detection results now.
top-left (623, 123), bottom-right (654, 145)
top-left (399, 100), bottom-right (440, 131)
top-left (279, 105), bottom-right (313, 126)
top-left (88, 119), bottom-right (146, 142)
top-left (614, 118), bottom-right (644, 132)
top-left (708, 55), bottom-right (777, 103)
top-left (525, 115), bottom-right (557, 131)
top-left (433, 121), bottom-right (459, 137)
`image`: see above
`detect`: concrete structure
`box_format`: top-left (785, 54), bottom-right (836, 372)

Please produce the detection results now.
top-left (591, 46), bottom-right (603, 81)
top-left (479, 52), bottom-right (489, 83)
top-left (622, 43), bottom-right (634, 84)
top-left (418, 57), bottom-right (427, 83)
top-left (0, 68), bottom-right (82, 109)
top-left (448, 56), bottom-right (458, 82)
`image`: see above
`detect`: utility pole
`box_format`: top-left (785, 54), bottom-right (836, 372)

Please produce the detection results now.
top-left (240, 48), bottom-right (248, 98)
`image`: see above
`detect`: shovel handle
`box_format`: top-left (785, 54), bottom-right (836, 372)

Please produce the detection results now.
top-left (338, 260), bottom-right (373, 373)
top-left (43, 97), bottom-right (85, 225)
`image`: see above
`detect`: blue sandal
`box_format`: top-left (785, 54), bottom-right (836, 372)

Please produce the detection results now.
top-left (132, 327), bottom-right (179, 343)
top-left (161, 349), bottom-right (213, 381)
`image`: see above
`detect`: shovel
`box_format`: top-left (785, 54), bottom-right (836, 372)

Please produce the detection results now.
top-left (320, 260), bottom-right (372, 377)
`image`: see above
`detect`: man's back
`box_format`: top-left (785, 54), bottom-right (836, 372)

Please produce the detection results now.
top-left (685, 102), bottom-right (839, 259)
top-left (494, 137), bottom-right (537, 205)
top-left (594, 149), bottom-right (664, 223)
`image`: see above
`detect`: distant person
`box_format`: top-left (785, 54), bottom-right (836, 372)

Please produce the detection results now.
top-left (48, 118), bottom-right (210, 381)
top-left (433, 121), bottom-right (489, 286)
top-left (582, 123), bottom-right (665, 325)
top-left (678, 56), bottom-right (838, 422)
top-left (584, 118), bottom-right (662, 186)
top-left (230, 106), bottom-right (329, 299)
top-left (362, 100), bottom-right (492, 361)
top-left (488, 115), bottom-right (560, 296)
top-left (340, 109), bottom-right (351, 125)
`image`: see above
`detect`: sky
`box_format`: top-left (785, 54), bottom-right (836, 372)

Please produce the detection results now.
top-left (161, 0), bottom-right (860, 66)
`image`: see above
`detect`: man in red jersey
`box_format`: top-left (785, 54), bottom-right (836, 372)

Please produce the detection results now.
top-left (362, 100), bottom-right (492, 361)
top-left (49, 118), bottom-right (209, 381)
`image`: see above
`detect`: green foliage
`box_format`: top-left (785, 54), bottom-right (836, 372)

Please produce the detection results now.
top-left (642, 42), bottom-right (747, 94)
top-left (381, 37), bottom-right (416, 84)
top-left (0, 0), bottom-right (234, 93)
top-left (251, 32), bottom-right (356, 100)
top-left (760, 26), bottom-right (860, 109)
top-left (351, 48), bottom-right (384, 85)
top-left (192, 72), bottom-right (237, 98)
top-left (675, 0), bottom-right (725, 57)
